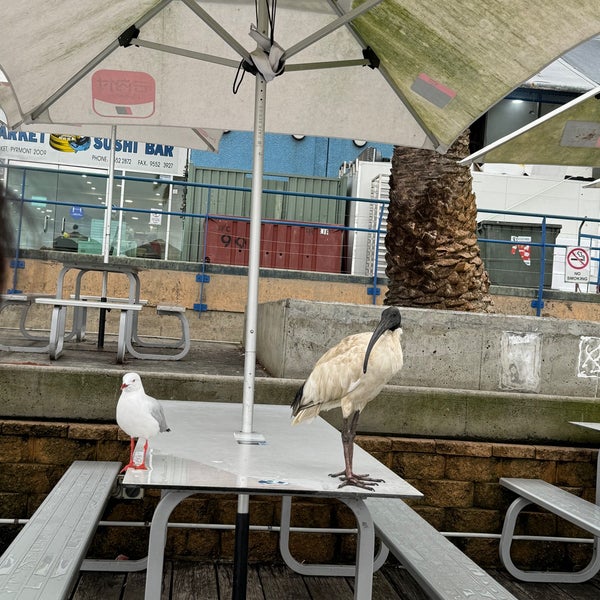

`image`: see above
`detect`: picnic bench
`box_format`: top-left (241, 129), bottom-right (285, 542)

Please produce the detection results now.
top-left (35, 297), bottom-right (143, 363)
top-left (499, 477), bottom-right (600, 583)
top-left (0, 293), bottom-right (54, 352)
top-left (126, 304), bottom-right (191, 360)
top-left (0, 461), bottom-right (121, 599)
top-left (364, 497), bottom-right (518, 600)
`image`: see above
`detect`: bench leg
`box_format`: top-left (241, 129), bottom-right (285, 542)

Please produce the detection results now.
top-left (125, 312), bottom-right (190, 361)
top-left (0, 301), bottom-right (50, 352)
top-left (116, 311), bottom-right (129, 364)
top-left (48, 306), bottom-right (67, 359)
top-left (279, 495), bottom-right (389, 577)
top-left (500, 495), bottom-right (600, 583)
top-left (17, 302), bottom-right (49, 341)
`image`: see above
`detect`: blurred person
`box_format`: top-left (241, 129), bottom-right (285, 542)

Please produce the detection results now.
top-left (68, 224), bottom-right (83, 238)
top-left (0, 184), bottom-right (14, 289)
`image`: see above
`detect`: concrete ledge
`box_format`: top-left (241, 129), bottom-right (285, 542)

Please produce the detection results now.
top-left (2, 363), bottom-right (600, 444)
top-left (256, 298), bottom-right (600, 398)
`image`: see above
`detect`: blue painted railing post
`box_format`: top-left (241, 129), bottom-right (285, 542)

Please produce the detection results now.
top-left (531, 217), bottom-right (547, 317)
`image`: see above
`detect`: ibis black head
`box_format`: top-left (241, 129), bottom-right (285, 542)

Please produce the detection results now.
top-left (362, 307), bottom-right (402, 374)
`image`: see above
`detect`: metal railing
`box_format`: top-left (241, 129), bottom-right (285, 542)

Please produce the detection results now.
top-left (4, 165), bottom-right (600, 316)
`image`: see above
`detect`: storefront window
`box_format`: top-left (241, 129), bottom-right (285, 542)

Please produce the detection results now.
top-left (4, 163), bottom-right (107, 253)
top-left (2, 161), bottom-right (186, 261)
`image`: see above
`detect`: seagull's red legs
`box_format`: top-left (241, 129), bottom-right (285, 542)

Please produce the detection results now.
top-left (120, 437), bottom-right (149, 472)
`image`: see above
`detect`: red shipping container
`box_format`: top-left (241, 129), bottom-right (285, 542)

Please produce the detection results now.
top-left (204, 217), bottom-right (250, 266)
top-left (204, 217), bottom-right (343, 273)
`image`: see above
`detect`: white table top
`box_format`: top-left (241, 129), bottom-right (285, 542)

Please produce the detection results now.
top-left (123, 401), bottom-right (422, 500)
top-left (570, 421), bottom-right (600, 433)
top-left (60, 260), bottom-right (140, 274)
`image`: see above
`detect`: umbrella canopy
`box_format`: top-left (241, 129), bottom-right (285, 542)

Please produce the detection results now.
top-left (1, 1), bottom-right (599, 153)
top-left (460, 84), bottom-right (600, 167)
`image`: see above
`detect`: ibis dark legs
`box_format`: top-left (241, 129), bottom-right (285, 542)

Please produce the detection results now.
top-left (330, 410), bottom-right (384, 490)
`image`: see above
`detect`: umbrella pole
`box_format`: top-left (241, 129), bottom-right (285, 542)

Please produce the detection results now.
top-left (102, 126), bottom-right (116, 264)
top-left (232, 69), bottom-right (267, 600)
top-left (98, 126), bottom-right (116, 346)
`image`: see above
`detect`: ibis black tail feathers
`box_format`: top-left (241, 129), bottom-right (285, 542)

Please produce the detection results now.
top-left (291, 382), bottom-right (305, 416)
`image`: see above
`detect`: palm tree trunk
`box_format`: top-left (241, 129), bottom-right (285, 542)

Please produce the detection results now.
top-left (385, 131), bottom-right (493, 312)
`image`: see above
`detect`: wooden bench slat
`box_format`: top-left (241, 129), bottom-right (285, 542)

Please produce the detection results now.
top-left (365, 498), bottom-right (518, 600)
top-left (500, 478), bottom-right (600, 537)
top-left (0, 461), bottom-right (120, 599)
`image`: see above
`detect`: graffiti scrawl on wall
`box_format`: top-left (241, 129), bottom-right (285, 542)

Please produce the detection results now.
top-left (578, 336), bottom-right (600, 378)
top-left (500, 331), bottom-right (541, 392)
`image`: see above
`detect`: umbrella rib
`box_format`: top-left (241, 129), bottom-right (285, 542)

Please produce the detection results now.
top-left (191, 129), bottom-right (218, 153)
top-left (179, 0), bottom-right (251, 61)
top-left (282, 0), bottom-right (384, 61)
top-left (285, 59), bottom-right (370, 72)
top-left (459, 83), bottom-right (600, 165)
top-left (132, 38), bottom-right (240, 69)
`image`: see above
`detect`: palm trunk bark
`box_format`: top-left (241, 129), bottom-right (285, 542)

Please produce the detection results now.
top-left (385, 131), bottom-right (493, 312)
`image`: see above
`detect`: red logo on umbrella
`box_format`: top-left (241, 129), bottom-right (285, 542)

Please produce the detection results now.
top-left (92, 69), bottom-right (155, 118)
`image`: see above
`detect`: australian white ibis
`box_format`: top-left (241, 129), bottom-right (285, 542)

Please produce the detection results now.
top-left (116, 372), bottom-right (170, 472)
top-left (291, 306), bottom-right (403, 490)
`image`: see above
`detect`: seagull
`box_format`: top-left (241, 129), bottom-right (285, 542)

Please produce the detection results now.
top-left (291, 306), bottom-right (403, 490)
top-left (116, 372), bottom-right (170, 472)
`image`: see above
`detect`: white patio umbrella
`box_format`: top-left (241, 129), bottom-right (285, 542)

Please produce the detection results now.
top-left (1, 2), bottom-right (600, 596)
top-left (460, 84), bottom-right (600, 168)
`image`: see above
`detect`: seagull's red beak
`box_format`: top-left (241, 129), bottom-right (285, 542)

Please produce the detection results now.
top-left (121, 383), bottom-right (128, 390)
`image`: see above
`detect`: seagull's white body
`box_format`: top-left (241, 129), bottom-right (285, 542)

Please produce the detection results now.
top-left (116, 372), bottom-right (169, 470)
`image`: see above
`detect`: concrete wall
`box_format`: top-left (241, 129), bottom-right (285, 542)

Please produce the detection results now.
top-left (257, 298), bottom-right (600, 397)
top-left (5, 254), bottom-right (600, 443)
top-left (9, 252), bottom-right (600, 332)
top-left (255, 299), bottom-right (600, 443)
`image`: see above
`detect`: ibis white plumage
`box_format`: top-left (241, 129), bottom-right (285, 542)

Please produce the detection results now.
top-left (291, 306), bottom-right (403, 490)
top-left (116, 372), bottom-right (170, 472)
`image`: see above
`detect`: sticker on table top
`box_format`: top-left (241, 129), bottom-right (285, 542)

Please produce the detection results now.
top-left (258, 479), bottom-right (289, 485)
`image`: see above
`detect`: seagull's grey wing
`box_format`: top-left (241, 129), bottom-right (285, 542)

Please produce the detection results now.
top-left (150, 399), bottom-right (170, 432)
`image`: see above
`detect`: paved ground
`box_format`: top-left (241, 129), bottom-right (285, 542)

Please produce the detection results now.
top-left (0, 334), bottom-right (271, 378)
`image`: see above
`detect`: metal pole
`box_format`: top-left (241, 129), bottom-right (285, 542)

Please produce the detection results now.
top-left (240, 75), bottom-right (266, 438)
top-left (232, 1), bottom-right (270, 593)
top-left (535, 218), bottom-right (547, 317)
top-left (102, 126), bottom-right (117, 263)
top-left (232, 69), bottom-right (267, 600)
top-left (98, 126), bottom-right (117, 347)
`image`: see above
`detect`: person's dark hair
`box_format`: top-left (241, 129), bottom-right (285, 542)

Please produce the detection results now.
top-left (0, 184), bottom-right (14, 289)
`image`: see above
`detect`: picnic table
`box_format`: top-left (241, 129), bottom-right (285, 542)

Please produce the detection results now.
top-left (123, 400), bottom-right (423, 600)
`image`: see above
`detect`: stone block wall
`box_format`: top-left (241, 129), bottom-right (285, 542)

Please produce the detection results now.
top-left (0, 418), bottom-right (597, 571)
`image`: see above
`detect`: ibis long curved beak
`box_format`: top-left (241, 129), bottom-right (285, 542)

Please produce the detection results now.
top-left (362, 307), bottom-right (402, 374)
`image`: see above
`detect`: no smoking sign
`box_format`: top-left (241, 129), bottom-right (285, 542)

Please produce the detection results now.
top-left (565, 246), bottom-right (591, 283)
